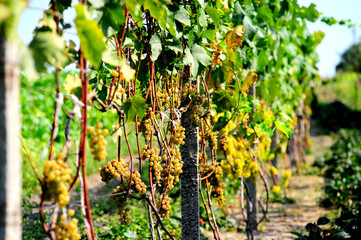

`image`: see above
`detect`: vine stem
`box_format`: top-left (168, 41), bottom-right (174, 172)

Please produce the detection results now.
top-left (199, 181), bottom-right (217, 240)
top-left (78, 48), bottom-right (95, 240)
top-left (48, 0), bottom-right (61, 161)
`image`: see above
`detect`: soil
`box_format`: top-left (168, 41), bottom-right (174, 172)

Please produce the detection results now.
top-left (208, 175), bottom-right (329, 240)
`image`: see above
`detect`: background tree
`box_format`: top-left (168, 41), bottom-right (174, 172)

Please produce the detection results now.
top-left (336, 41), bottom-right (361, 73)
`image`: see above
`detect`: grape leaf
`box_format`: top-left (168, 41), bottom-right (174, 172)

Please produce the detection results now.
top-left (150, 34), bottom-right (162, 61)
top-left (122, 95), bottom-right (146, 123)
top-left (275, 120), bottom-right (293, 138)
top-left (257, 50), bottom-right (269, 71)
top-left (175, 6), bottom-right (191, 26)
top-left (74, 4), bottom-right (106, 68)
top-left (205, 6), bottom-right (220, 25)
top-left (189, 44), bottom-right (212, 75)
top-left (29, 31), bottom-right (67, 73)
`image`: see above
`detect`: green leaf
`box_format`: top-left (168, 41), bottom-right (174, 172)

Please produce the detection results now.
top-left (189, 44), bottom-right (212, 76)
top-left (102, 50), bottom-right (122, 66)
top-left (243, 15), bottom-right (257, 40)
top-left (124, 0), bottom-right (138, 12)
top-left (150, 34), bottom-right (162, 61)
top-left (175, 6), bottom-right (191, 26)
top-left (205, 6), bottom-right (220, 25)
top-left (213, 115), bottom-right (228, 131)
top-left (333, 232), bottom-right (350, 238)
top-left (74, 4), bottom-right (106, 68)
top-left (166, 39), bottom-right (182, 53)
top-left (29, 31), bottom-right (67, 73)
top-left (99, 1), bottom-right (125, 36)
top-left (19, 41), bottom-right (39, 81)
top-left (183, 47), bottom-right (195, 68)
top-left (212, 89), bottom-right (236, 112)
top-left (317, 217), bottom-right (330, 225)
top-left (196, 0), bottom-right (205, 8)
top-left (144, 0), bottom-right (164, 20)
top-left (257, 50), bottom-right (269, 71)
top-left (275, 120), bottom-right (293, 138)
top-left (120, 61), bottom-right (136, 82)
top-left (122, 95), bottom-right (147, 123)
top-left (64, 74), bottom-right (81, 94)
top-left (192, 44), bottom-right (212, 66)
top-left (198, 9), bottom-right (208, 27)
top-left (123, 229), bottom-right (137, 239)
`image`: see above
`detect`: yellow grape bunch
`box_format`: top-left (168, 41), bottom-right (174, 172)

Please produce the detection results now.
top-left (55, 210), bottom-right (81, 240)
top-left (160, 148), bottom-right (183, 191)
top-left (282, 170), bottom-right (292, 188)
top-left (42, 154), bottom-right (72, 208)
top-left (139, 110), bottom-right (153, 142)
top-left (201, 162), bottom-right (226, 207)
top-left (157, 193), bottom-right (172, 220)
top-left (98, 158), bottom-right (147, 224)
top-left (87, 123), bottom-right (109, 162)
top-left (141, 147), bottom-right (163, 185)
top-left (170, 121), bottom-right (185, 145)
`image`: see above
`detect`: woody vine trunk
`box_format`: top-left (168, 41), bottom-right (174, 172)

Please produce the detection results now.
top-left (181, 67), bottom-right (200, 240)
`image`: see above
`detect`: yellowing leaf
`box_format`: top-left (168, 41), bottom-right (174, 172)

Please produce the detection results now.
top-left (64, 74), bottom-right (82, 95)
top-left (241, 69), bottom-right (258, 93)
top-left (120, 61), bottom-right (136, 82)
top-left (225, 25), bottom-right (245, 47)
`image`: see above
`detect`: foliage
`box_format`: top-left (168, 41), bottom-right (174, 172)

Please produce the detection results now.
top-left (336, 42), bottom-right (361, 73)
top-left (292, 205), bottom-right (361, 240)
top-left (16, 0), bottom-right (331, 238)
top-left (315, 130), bottom-right (361, 208)
top-left (314, 71), bottom-right (361, 112)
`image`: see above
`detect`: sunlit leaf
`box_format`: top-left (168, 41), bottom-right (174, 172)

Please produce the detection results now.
top-left (74, 4), bottom-right (106, 68)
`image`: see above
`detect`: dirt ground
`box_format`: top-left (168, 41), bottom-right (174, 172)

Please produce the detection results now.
top-left (208, 175), bottom-right (329, 240)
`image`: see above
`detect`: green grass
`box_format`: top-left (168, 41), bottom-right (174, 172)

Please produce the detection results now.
top-left (315, 71), bottom-right (361, 111)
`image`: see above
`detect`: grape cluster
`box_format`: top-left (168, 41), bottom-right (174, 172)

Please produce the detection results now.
top-left (189, 95), bottom-right (204, 123)
top-left (201, 162), bottom-right (226, 207)
top-left (269, 166), bottom-right (278, 176)
top-left (139, 110), bottom-right (153, 142)
top-left (87, 123), bottom-right (109, 162)
top-left (157, 89), bottom-right (170, 110)
top-left (219, 134), bottom-right (228, 152)
top-left (157, 193), bottom-right (171, 220)
top-left (205, 130), bottom-right (218, 151)
top-left (199, 151), bottom-right (207, 164)
top-left (142, 147), bottom-right (163, 184)
top-left (160, 148), bottom-right (183, 191)
top-left (98, 158), bottom-right (128, 184)
top-left (254, 135), bottom-right (271, 161)
top-left (43, 159), bottom-right (72, 208)
top-left (170, 121), bottom-right (185, 145)
top-left (99, 158), bottom-right (147, 225)
top-left (271, 185), bottom-right (281, 197)
top-left (110, 191), bottom-right (130, 225)
top-left (55, 210), bottom-right (81, 240)
top-left (282, 170), bottom-right (292, 188)
top-left (182, 82), bottom-right (197, 98)
top-left (130, 170), bottom-right (147, 194)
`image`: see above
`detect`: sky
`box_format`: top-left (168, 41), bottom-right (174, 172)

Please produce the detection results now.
top-left (18, 0), bottom-right (361, 78)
